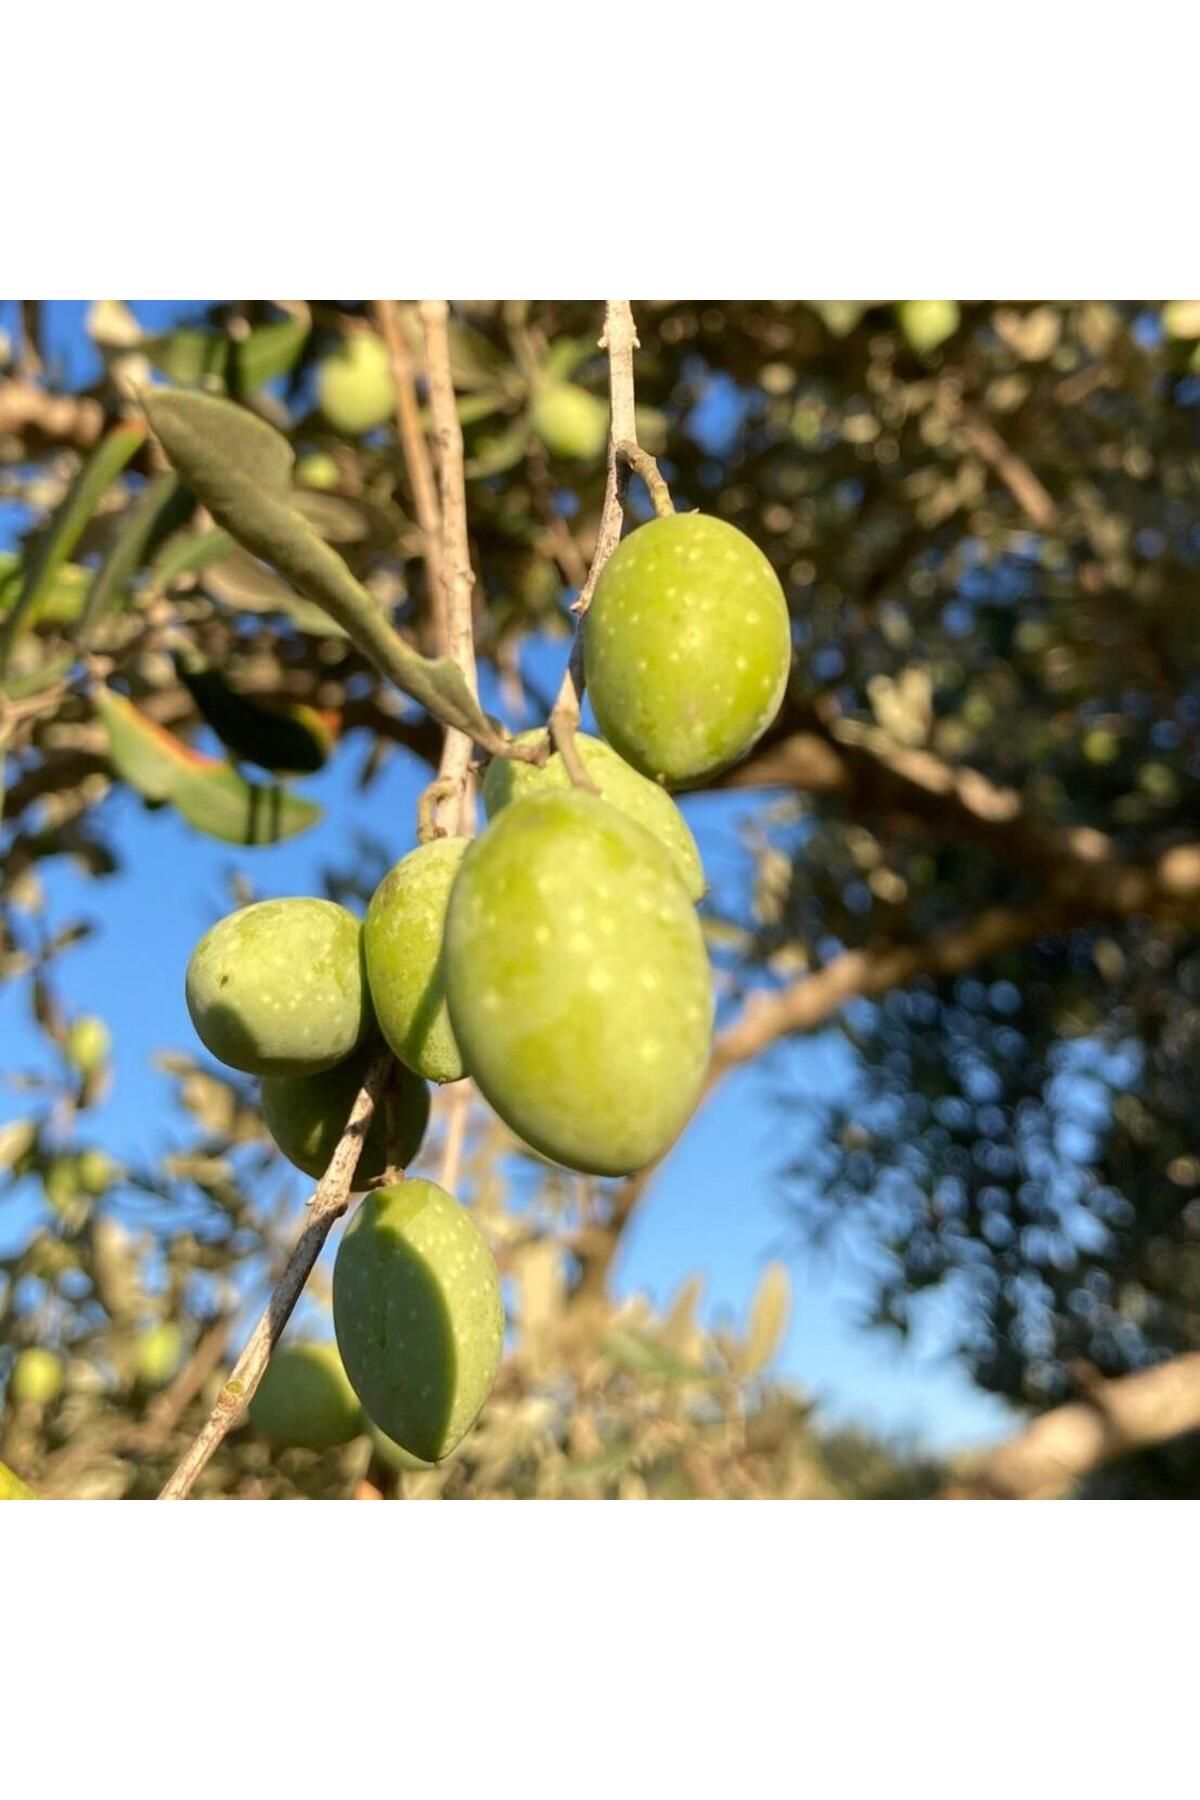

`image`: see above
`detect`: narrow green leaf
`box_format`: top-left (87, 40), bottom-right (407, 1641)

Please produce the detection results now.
top-left (2, 652), bottom-right (77, 703)
top-left (77, 472), bottom-right (186, 644)
top-left (149, 525), bottom-right (235, 591)
top-left (233, 317), bottom-right (309, 393)
top-left (93, 685), bottom-right (322, 844)
top-left (0, 422), bottom-right (146, 672)
top-left (145, 327), bottom-right (229, 386)
top-left (141, 388), bottom-right (508, 752)
top-left (1, 554), bottom-right (90, 629)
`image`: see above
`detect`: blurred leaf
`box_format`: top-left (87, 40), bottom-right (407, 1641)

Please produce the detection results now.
top-left (77, 473), bottom-right (188, 644)
top-left (741, 1263), bottom-right (791, 1376)
top-left (0, 421), bottom-right (146, 670)
top-left (0, 1119), bottom-right (37, 1173)
top-left (201, 547), bottom-right (347, 638)
top-left (173, 648), bottom-right (336, 774)
top-left (604, 1328), bottom-right (708, 1385)
top-left (149, 525), bottom-right (236, 591)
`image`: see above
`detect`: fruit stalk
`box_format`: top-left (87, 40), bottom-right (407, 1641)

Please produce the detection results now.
top-left (157, 1050), bottom-right (392, 1499)
top-left (547, 302), bottom-right (640, 785)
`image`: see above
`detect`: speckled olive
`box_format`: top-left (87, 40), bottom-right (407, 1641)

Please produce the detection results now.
top-left (364, 838), bottom-right (467, 1084)
top-left (261, 1041), bottom-right (429, 1183)
top-left (333, 1181), bottom-right (504, 1464)
top-left (185, 898), bottom-right (371, 1078)
top-left (316, 333), bottom-right (395, 436)
top-left (482, 729), bottom-right (706, 903)
top-left (583, 513), bottom-right (791, 787)
top-left (248, 1341), bottom-right (363, 1451)
top-left (445, 791), bottom-right (713, 1176)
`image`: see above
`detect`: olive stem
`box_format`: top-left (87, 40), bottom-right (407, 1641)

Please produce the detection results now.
top-left (157, 1050), bottom-right (392, 1499)
top-left (546, 302), bottom-right (654, 790)
top-left (615, 441), bottom-right (675, 518)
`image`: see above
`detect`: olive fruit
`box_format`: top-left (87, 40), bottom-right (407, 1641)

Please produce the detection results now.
top-left (583, 513), bottom-right (791, 787)
top-left (896, 299), bottom-right (960, 356)
top-left (364, 838), bottom-right (467, 1084)
top-left (248, 1341), bottom-right (363, 1451)
top-left (0, 1459), bottom-right (34, 1500)
top-left (445, 791), bottom-right (713, 1175)
top-left (316, 332), bottom-right (395, 436)
top-left (333, 1181), bottom-right (503, 1464)
top-left (294, 451), bottom-right (341, 490)
top-left (482, 729), bottom-right (705, 902)
top-left (64, 1014), bottom-right (110, 1077)
top-left (11, 1347), bottom-right (64, 1407)
top-left (185, 898), bottom-right (371, 1077)
top-left (366, 1418), bottom-right (439, 1473)
top-left (135, 1322), bottom-right (183, 1388)
top-left (530, 382), bottom-right (608, 461)
top-left (261, 1041), bottom-right (430, 1182)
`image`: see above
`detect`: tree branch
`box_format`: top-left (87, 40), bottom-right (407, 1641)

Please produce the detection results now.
top-left (420, 301), bottom-right (480, 839)
top-left (157, 1050), bottom-right (392, 1499)
top-left (947, 1352), bottom-right (1200, 1498)
top-left (370, 301), bottom-right (445, 651)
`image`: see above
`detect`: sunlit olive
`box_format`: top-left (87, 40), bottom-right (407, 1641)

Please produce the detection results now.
top-left (445, 791), bottom-right (713, 1175)
top-left (333, 1180), bottom-right (503, 1464)
top-left (482, 729), bottom-right (705, 902)
top-left (584, 513), bottom-right (791, 787)
top-left (316, 333), bottom-right (395, 436)
top-left (186, 898), bottom-right (371, 1077)
top-left (364, 839), bottom-right (467, 1084)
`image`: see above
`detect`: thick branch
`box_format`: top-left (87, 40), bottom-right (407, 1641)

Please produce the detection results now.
top-left (157, 1051), bottom-right (391, 1499)
top-left (948, 1352), bottom-right (1200, 1499)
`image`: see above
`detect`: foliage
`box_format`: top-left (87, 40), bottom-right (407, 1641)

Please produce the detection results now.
top-left (3, 299), bottom-right (1200, 1496)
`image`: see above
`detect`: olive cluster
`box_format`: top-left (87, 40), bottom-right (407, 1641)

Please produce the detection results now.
top-left (184, 513), bottom-right (791, 1464)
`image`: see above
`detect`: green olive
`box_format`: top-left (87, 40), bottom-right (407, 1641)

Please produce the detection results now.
top-left (364, 839), bottom-right (468, 1084)
top-left (261, 1042), bottom-right (430, 1182)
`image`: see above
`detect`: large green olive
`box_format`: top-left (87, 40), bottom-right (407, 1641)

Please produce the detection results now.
top-left (248, 1341), bottom-right (363, 1451)
top-left (482, 729), bottom-right (705, 902)
top-left (11, 1347), bottom-right (64, 1407)
top-left (186, 898), bottom-right (371, 1077)
top-left (261, 1042), bottom-right (430, 1182)
top-left (364, 838), bottom-right (467, 1084)
top-left (583, 513), bottom-right (791, 787)
top-left (333, 1181), bottom-right (504, 1464)
top-left (316, 333), bottom-right (395, 436)
top-left (445, 791), bottom-right (713, 1175)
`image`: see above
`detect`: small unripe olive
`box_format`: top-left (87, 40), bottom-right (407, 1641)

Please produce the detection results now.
top-left (261, 1042), bottom-right (430, 1183)
top-left (583, 513), bottom-right (791, 787)
top-left (135, 1321), bottom-right (183, 1388)
top-left (294, 451), bottom-right (341, 490)
top-left (248, 1341), bottom-right (363, 1451)
top-left (364, 839), bottom-right (467, 1084)
top-left (64, 1014), bottom-right (110, 1077)
top-left (896, 299), bottom-right (960, 356)
top-left (333, 1181), bottom-right (503, 1464)
top-left (11, 1347), bottom-right (64, 1407)
top-left (316, 333), bottom-right (395, 436)
top-left (482, 729), bottom-right (705, 902)
top-left (186, 898), bottom-right (371, 1077)
top-left (530, 382), bottom-right (608, 461)
top-left (445, 791), bottom-right (714, 1175)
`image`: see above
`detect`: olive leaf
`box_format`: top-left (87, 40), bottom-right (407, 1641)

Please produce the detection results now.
top-left (141, 389), bottom-right (508, 752)
top-left (0, 421), bottom-right (146, 671)
top-left (94, 685), bottom-right (322, 844)
top-left (77, 472), bottom-right (189, 645)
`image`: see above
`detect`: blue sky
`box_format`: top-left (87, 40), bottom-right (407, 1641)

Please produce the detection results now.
top-left (0, 300), bottom-right (1018, 1454)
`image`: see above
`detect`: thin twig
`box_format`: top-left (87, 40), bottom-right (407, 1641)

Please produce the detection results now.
top-left (547, 301), bottom-right (641, 788)
top-left (438, 1078), bottom-right (472, 1195)
top-left (157, 1051), bottom-right (392, 1499)
top-left (371, 300), bottom-right (446, 651)
top-left (616, 441), bottom-right (675, 518)
top-left (420, 301), bottom-right (480, 839)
